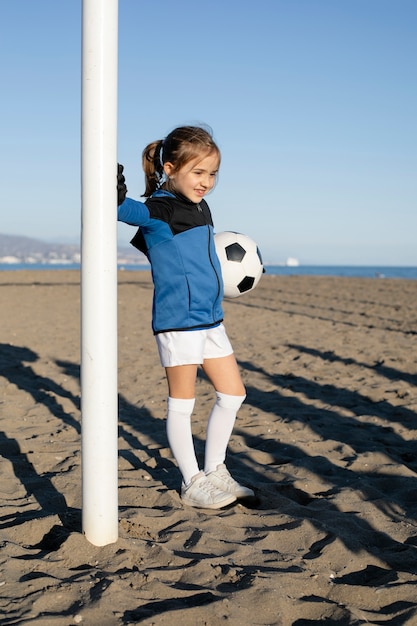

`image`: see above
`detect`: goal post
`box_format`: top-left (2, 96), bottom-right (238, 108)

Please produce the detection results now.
top-left (81, 0), bottom-right (119, 546)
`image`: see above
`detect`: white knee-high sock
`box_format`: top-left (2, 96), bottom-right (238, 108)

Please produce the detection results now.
top-left (166, 397), bottom-right (199, 486)
top-left (204, 392), bottom-right (246, 474)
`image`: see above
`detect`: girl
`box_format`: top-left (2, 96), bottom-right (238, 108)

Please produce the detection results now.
top-left (117, 125), bottom-right (254, 509)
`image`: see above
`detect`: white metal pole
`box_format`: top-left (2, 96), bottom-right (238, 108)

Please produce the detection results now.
top-left (81, 0), bottom-right (119, 546)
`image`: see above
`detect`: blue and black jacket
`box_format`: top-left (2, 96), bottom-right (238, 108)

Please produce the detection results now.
top-left (118, 190), bottom-right (224, 334)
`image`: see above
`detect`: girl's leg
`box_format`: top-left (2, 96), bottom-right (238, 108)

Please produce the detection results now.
top-left (165, 365), bottom-right (199, 485)
top-left (165, 364), bottom-right (199, 400)
top-left (201, 353), bottom-right (245, 397)
top-left (202, 354), bottom-right (254, 497)
top-left (202, 354), bottom-right (246, 473)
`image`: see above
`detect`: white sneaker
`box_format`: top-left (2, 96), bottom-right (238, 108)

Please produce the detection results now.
top-left (181, 471), bottom-right (237, 509)
top-left (206, 464), bottom-right (255, 498)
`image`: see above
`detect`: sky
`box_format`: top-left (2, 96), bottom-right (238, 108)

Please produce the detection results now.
top-left (1, 0), bottom-right (416, 265)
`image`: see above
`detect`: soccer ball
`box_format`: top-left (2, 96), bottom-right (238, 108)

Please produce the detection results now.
top-left (214, 231), bottom-right (264, 299)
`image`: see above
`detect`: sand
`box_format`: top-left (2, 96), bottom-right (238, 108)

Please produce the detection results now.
top-left (1, 269), bottom-right (417, 625)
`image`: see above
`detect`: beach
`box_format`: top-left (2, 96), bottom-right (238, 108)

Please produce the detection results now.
top-left (1, 269), bottom-right (417, 625)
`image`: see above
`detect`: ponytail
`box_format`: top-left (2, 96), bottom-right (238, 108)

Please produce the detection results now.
top-left (142, 140), bottom-right (164, 197)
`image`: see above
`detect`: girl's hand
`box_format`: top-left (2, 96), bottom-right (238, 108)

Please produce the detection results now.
top-left (117, 163), bottom-right (127, 205)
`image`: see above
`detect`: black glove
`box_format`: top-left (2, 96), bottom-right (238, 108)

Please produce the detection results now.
top-left (117, 163), bottom-right (127, 205)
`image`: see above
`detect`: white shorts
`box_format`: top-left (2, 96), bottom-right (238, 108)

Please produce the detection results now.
top-left (155, 324), bottom-right (234, 367)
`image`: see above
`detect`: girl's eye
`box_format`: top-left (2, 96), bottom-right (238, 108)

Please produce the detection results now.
top-left (192, 170), bottom-right (217, 177)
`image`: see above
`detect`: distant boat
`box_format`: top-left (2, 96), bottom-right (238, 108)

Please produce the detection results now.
top-left (285, 257), bottom-right (300, 267)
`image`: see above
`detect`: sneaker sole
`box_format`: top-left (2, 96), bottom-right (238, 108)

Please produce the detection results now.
top-left (181, 493), bottom-right (237, 510)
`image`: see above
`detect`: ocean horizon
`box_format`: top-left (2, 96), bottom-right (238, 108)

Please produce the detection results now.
top-left (1, 263), bottom-right (417, 280)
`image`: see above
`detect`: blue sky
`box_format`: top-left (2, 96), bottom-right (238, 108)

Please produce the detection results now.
top-left (1, 0), bottom-right (416, 265)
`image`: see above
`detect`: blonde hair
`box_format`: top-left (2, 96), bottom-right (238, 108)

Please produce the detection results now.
top-left (141, 125), bottom-right (220, 197)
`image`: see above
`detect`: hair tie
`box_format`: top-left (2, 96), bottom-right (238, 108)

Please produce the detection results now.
top-left (159, 139), bottom-right (165, 167)
top-left (154, 139), bottom-right (166, 188)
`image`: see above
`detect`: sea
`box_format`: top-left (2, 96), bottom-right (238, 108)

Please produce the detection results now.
top-left (1, 263), bottom-right (417, 280)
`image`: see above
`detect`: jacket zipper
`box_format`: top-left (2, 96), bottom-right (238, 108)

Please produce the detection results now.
top-left (207, 226), bottom-right (222, 318)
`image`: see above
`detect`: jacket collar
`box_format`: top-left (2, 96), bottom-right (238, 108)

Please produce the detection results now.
top-left (151, 189), bottom-right (200, 207)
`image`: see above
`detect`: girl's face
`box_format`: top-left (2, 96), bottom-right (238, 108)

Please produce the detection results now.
top-left (164, 152), bottom-right (219, 203)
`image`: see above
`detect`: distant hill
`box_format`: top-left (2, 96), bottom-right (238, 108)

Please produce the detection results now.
top-left (0, 233), bottom-right (80, 262)
top-left (0, 233), bottom-right (147, 265)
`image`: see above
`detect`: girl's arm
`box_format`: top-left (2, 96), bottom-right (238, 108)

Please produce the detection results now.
top-left (117, 197), bottom-right (149, 226)
top-left (117, 164), bottom-right (149, 226)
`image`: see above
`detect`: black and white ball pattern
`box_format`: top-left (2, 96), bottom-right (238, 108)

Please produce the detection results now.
top-left (214, 231), bottom-right (264, 298)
